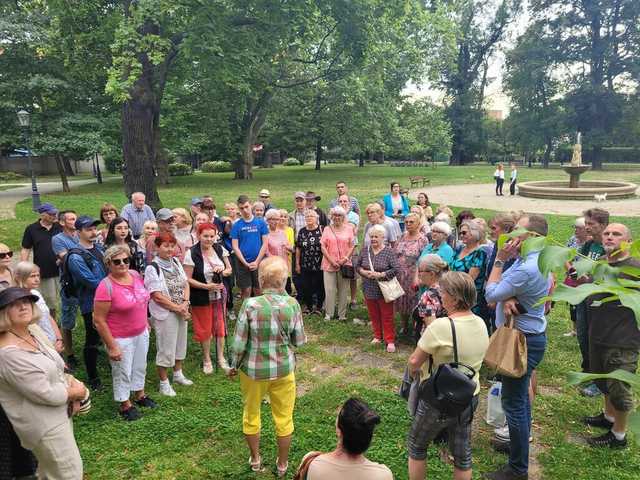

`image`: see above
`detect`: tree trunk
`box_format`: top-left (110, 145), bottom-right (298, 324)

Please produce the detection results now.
top-left (542, 140), bottom-right (552, 168)
top-left (591, 146), bottom-right (603, 170)
top-left (315, 136), bottom-right (322, 170)
top-left (62, 156), bottom-right (75, 176)
top-left (358, 152), bottom-right (364, 167)
top-left (235, 92), bottom-right (273, 179)
top-left (94, 153), bottom-right (103, 183)
top-left (55, 154), bottom-right (70, 193)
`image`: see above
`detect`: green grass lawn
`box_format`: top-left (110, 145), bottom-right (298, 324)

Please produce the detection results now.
top-left (3, 164), bottom-right (640, 479)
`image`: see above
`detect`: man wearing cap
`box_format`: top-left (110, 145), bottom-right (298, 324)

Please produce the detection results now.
top-left (52, 210), bottom-right (80, 368)
top-left (231, 194), bottom-right (269, 299)
top-left (66, 216), bottom-right (107, 390)
top-left (20, 203), bottom-right (63, 316)
top-left (190, 197), bottom-right (203, 220)
top-left (305, 191), bottom-right (328, 227)
top-left (329, 181), bottom-right (360, 214)
top-left (121, 192), bottom-right (155, 239)
top-left (288, 192), bottom-right (307, 237)
top-left (145, 208), bottom-right (186, 262)
top-left (258, 189), bottom-right (276, 212)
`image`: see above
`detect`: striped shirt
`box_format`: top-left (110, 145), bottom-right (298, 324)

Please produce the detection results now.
top-left (231, 291), bottom-right (306, 380)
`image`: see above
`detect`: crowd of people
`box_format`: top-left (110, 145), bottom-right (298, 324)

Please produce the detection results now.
top-left (0, 177), bottom-right (636, 480)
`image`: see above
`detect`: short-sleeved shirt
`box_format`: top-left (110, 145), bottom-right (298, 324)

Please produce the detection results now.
top-left (120, 203), bottom-right (155, 238)
top-left (450, 247), bottom-right (487, 307)
top-left (94, 271), bottom-right (150, 338)
top-left (418, 314), bottom-right (489, 395)
top-left (231, 217), bottom-right (269, 262)
top-left (347, 212), bottom-right (360, 246)
top-left (266, 230), bottom-right (290, 262)
top-left (420, 242), bottom-right (455, 265)
top-left (297, 227), bottom-right (323, 271)
top-left (320, 226), bottom-right (354, 271)
top-left (183, 246), bottom-right (228, 300)
top-left (580, 240), bottom-right (605, 261)
top-left (21, 221), bottom-right (62, 278)
top-left (51, 231), bottom-right (79, 258)
top-left (362, 219), bottom-right (399, 248)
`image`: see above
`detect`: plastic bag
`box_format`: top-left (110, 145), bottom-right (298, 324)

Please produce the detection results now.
top-left (486, 381), bottom-right (505, 427)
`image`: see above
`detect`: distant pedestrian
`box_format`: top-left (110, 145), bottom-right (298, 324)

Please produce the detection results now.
top-left (494, 164), bottom-right (505, 196)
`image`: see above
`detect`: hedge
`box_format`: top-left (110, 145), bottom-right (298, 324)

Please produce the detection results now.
top-left (201, 161), bottom-right (233, 173)
top-left (168, 162), bottom-right (193, 176)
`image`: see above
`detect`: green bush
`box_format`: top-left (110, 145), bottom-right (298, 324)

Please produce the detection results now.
top-left (282, 158), bottom-right (300, 166)
top-left (0, 171), bottom-right (25, 181)
top-left (201, 161), bottom-right (233, 173)
top-left (168, 162), bottom-right (193, 176)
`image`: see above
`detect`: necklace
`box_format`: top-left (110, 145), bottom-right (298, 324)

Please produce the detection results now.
top-left (9, 330), bottom-right (38, 350)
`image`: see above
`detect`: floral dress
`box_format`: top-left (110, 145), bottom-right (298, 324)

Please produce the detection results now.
top-left (450, 246), bottom-right (487, 317)
top-left (394, 233), bottom-right (429, 315)
top-left (413, 285), bottom-right (446, 344)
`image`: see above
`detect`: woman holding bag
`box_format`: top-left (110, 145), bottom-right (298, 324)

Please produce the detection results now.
top-left (321, 207), bottom-right (355, 322)
top-left (406, 272), bottom-right (489, 480)
top-left (355, 225), bottom-right (400, 353)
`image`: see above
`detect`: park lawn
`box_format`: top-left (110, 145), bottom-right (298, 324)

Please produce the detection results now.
top-left (3, 164), bottom-right (640, 479)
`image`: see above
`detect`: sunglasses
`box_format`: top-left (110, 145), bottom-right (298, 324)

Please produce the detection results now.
top-left (111, 257), bottom-right (130, 266)
top-left (0, 251), bottom-right (13, 259)
top-left (459, 231), bottom-right (469, 236)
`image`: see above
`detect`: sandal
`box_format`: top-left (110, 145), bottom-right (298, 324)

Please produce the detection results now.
top-left (248, 455), bottom-right (264, 473)
top-left (276, 458), bottom-right (288, 478)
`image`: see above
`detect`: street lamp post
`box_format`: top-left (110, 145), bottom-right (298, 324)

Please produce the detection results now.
top-left (17, 109), bottom-right (41, 211)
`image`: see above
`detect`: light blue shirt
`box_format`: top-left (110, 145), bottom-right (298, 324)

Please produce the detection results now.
top-left (420, 242), bottom-right (455, 265)
top-left (120, 203), bottom-right (155, 237)
top-left (485, 251), bottom-right (549, 334)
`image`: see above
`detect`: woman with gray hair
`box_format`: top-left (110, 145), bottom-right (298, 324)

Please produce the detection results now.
top-left (93, 245), bottom-right (156, 421)
top-left (419, 221), bottom-right (455, 265)
top-left (355, 224), bottom-right (400, 352)
top-left (413, 254), bottom-right (448, 344)
top-left (295, 209), bottom-right (325, 314)
top-left (0, 287), bottom-right (87, 479)
top-left (406, 271), bottom-right (489, 480)
top-left (450, 220), bottom-right (488, 322)
top-left (321, 206), bottom-right (355, 321)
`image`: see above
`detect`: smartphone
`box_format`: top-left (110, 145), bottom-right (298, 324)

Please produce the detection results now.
top-left (514, 302), bottom-right (527, 315)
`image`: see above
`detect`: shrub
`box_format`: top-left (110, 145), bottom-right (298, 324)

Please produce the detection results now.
top-left (0, 171), bottom-right (25, 181)
top-left (282, 158), bottom-right (300, 166)
top-left (168, 162), bottom-right (193, 176)
top-left (201, 161), bottom-right (233, 173)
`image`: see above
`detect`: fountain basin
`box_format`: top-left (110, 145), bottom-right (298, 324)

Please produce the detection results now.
top-left (518, 180), bottom-right (637, 200)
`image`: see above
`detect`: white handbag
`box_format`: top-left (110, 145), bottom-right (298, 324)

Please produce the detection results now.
top-left (367, 247), bottom-right (404, 303)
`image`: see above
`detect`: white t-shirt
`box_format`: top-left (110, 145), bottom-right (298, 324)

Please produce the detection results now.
top-left (183, 246), bottom-right (229, 300)
top-left (494, 169), bottom-right (505, 179)
top-left (32, 290), bottom-right (55, 344)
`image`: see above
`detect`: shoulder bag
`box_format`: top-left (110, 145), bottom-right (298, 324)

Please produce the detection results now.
top-left (367, 247), bottom-right (404, 303)
top-left (483, 314), bottom-right (527, 378)
top-left (330, 226), bottom-right (355, 279)
top-left (419, 317), bottom-right (477, 416)
top-left (293, 451), bottom-right (323, 480)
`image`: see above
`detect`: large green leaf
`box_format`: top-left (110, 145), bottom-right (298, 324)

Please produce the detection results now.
top-left (550, 282), bottom-right (614, 305)
top-left (521, 235), bottom-right (547, 256)
top-left (538, 245), bottom-right (574, 277)
top-left (629, 412), bottom-right (640, 438)
top-left (573, 257), bottom-right (595, 278)
top-left (617, 290), bottom-right (640, 326)
top-left (618, 265), bottom-right (640, 279)
top-left (566, 369), bottom-right (640, 388)
top-left (497, 228), bottom-right (528, 249)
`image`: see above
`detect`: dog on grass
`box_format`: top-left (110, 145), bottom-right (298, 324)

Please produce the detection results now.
top-left (594, 193), bottom-right (607, 203)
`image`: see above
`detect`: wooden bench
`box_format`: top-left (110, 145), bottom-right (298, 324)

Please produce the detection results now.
top-left (409, 175), bottom-right (430, 188)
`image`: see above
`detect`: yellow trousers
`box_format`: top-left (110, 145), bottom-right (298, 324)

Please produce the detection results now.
top-left (239, 371), bottom-right (296, 436)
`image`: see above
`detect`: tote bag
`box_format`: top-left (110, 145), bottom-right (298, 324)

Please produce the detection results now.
top-left (483, 314), bottom-right (527, 378)
top-left (367, 247), bottom-right (404, 303)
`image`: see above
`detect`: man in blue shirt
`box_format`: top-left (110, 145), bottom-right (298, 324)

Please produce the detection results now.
top-left (231, 195), bottom-right (269, 299)
top-left (485, 214), bottom-right (550, 480)
top-left (52, 210), bottom-right (80, 369)
top-left (67, 216), bottom-right (107, 390)
top-left (120, 191), bottom-right (155, 238)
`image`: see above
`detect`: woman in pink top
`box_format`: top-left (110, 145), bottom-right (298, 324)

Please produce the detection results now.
top-left (93, 245), bottom-right (156, 422)
top-left (265, 209), bottom-right (294, 293)
top-left (321, 207), bottom-right (355, 321)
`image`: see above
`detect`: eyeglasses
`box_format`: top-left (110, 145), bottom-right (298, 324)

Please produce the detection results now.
top-left (0, 251), bottom-right (13, 259)
top-left (459, 231), bottom-right (469, 236)
top-left (405, 220), bottom-right (416, 224)
top-left (111, 257), bottom-right (130, 266)
top-left (431, 230), bottom-right (444, 235)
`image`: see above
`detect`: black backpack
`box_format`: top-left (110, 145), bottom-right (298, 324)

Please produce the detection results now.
top-left (419, 317), bottom-right (477, 417)
top-left (61, 248), bottom-right (96, 299)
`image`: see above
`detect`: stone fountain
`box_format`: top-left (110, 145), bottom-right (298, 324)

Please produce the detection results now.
top-left (518, 132), bottom-right (638, 200)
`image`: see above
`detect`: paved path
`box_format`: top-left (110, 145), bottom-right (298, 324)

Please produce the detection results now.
top-left (411, 182), bottom-right (640, 217)
top-left (0, 178), bottom-right (114, 219)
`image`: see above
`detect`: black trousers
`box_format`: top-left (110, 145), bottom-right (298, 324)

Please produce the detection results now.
top-left (495, 178), bottom-right (504, 195)
top-left (300, 269), bottom-right (325, 309)
top-left (0, 405), bottom-right (37, 479)
top-left (510, 179), bottom-right (517, 195)
top-left (82, 312), bottom-right (102, 381)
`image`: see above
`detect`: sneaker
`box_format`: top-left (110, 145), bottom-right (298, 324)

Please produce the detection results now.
top-left (218, 358), bottom-right (232, 375)
top-left (173, 372), bottom-right (194, 386)
top-left (228, 311), bottom-right (237, 321)
top-left (580, 383), bottom-right (602, 397)
top-left (583, 412), bottom-right (614, 430)
top-left (324, 314), bottom-right (332, 321)
top-left (353, 318), bottom-right (366, 326)
top-left (159, 381), bottom-right (176, 397)
top-left (338, 317), bottom-right (347, 322)
top-left (494, 425), bottom-right (510, 441)
top-left (203, 361), bottom-right (214, 375)
top-left (371, 338), bottom-right (382, 344)
top-left (587, 430), bottom-right (627, 449)
top-left (312, 308), bottom-right (322, 316)
top-left (484, 464), bottom-right (528, 480)
top-left (134, 395), bottom-right (158, 409)
top-left (120, 405), bottom-right (142, 421)
top-left (88, 377), bottom-right (103, 392)
top-left (386, 343), bottom-right (396, 353)
top-left (490, 437), bottom-right (510, 454)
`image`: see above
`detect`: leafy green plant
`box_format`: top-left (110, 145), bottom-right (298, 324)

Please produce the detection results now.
top-left (282, 158), bottom-right (300, 166)
top-left (0, 172), bottom-right (25, 182)
top-left (167, 162), bottom-right (193, 176)
top-left (200, 161), bottom-right (233, 173)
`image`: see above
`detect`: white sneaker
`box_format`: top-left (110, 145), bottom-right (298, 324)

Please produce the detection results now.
top-left (494, 424), bottom-right (510, 440)
top-left (159, 381), bottom-right (176, 397)
top-left (324, 314), bottom-right (332, 321)
top-left (173, 372), bottom-right (193, 386)
top-left (218, 358), bottom-right (231, 375)
top-left (203, 362), bottom-right (213, 375)
top-left (353, 318), bottom-right (366, 326)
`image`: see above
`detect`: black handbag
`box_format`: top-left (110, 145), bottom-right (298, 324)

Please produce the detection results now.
top-left (419, 317), bottom-right (477, 417)
top-left (340, 264), bottom-right (355, 279)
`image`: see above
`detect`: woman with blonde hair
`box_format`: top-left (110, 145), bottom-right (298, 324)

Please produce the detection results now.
top-left (229, 256), bottom-right (306, 477)
top-left (0, 242), bottom-right (14, 291)
top-left (13, 261), bottom-right (63, 351)
top-left (265, 210), bottom-right (294, 293)
top-left (494, 163), bottom-right (505, 196)
top-left (172, 207), bottom-right (195, 248)
top-left (410, 205), bottom-right (431, 237)
top-left (190, 212), bottom-right (211, 242)
top-left (415, 192), bottom-right (434, 222)
top-left (136, 220), bottom-right (158, 254)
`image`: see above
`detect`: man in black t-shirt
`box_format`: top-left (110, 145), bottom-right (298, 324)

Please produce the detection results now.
top-left (20, 203), bottom-right (62, 316)
top-left (583, 223), bottom-right (639, 449)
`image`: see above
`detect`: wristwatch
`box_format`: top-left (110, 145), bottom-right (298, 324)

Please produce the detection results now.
top-left (494, 260), bottom-right (505, 268)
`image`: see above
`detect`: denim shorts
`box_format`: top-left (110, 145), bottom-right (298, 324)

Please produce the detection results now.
top-left (407, 395), bottom-right (479, 470)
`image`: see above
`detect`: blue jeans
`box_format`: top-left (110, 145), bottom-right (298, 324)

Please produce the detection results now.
top-left (575, 302), bottom-right (590, 372)
top-left (501, 332), bottom-right (546, 475)
top-left (60, 292), bottom-right (79, 330)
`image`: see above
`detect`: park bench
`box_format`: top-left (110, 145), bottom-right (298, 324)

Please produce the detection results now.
top-left (409, 175), bottom-right (430, 188)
